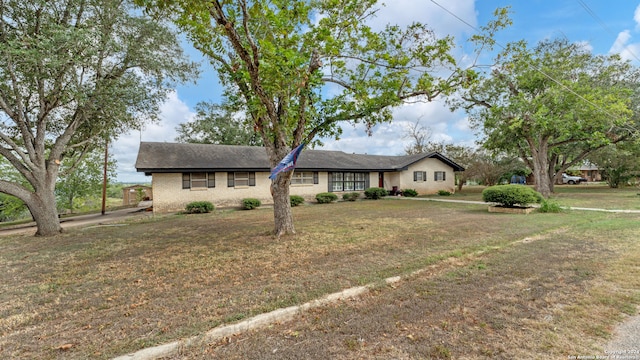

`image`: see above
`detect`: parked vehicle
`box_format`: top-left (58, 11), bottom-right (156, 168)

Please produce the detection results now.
top-left (562, 173), bottom-right (587, 185)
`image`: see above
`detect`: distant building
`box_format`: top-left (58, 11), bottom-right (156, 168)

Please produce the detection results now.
top-left (569, 163), bottom-right (602, 182)
top-left (122, 185), bottom-right (152, 206)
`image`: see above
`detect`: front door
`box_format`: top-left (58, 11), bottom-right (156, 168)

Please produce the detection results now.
top-left (378, 172), bottom-right (384, 188)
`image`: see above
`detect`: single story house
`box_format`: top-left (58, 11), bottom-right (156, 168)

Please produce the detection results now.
top-left (135, 142), bottom-right (465, 213)
top-left (569, 164), bottom-right (602, 182)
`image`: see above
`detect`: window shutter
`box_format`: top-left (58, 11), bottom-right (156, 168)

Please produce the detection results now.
top-left (208, 173), bottom-right (215, 188)
top-left (443, 172), bottom-right (446, 181)
top-left (328, 172), bottom-right (333, 192)
top-left (227, 172), bottom-right (234, 187)
top-left (365, 173), bottom-right (370, 189)
top-left (182, 173), bottom-right (190, 189)
top-left (423, 171), bottom-right (427, 181)
top-left (249, 172), bottom-right (256, 186)
top-left (313, 172), bottom-right (319, 184)
top-left (413, 171), bottom-right (417, 181)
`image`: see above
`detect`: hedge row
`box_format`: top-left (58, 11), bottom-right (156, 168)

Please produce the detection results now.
top-left (185, 187), bottom-right (424, 211)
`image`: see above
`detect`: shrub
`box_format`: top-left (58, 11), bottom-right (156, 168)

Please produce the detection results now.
top-left (242, 198), bottom-right (261, 210)
top-left (185, 201), bottom-right (214, 214)
top-left (315, 192), bottom-right (338, 204)
top-left (290, 195), bottom-right (305, 207)
top-left (364, 187), bottom-right (388, 200)
top-left (482, 185), bottom-right (543, 207)
top-left (538, 199), bottom-right (563, 213)
top-left (437, 190), bottom-right (452, 196)
top-left (402, 189), bottom-right (418, 197)
top-left (342, 192), bottom-right (360, 201)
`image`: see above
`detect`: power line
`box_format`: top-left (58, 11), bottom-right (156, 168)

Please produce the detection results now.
top-left (577, 0), bottom-right (640, 63)
top-left (429, 0), bottom-right (627, 122)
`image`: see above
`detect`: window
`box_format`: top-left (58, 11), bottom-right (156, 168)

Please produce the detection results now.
top-left (329, 172), bottom-right (368, 191)
top-left (182, 173), bottom-right (215, 189)
top-left (227, 172), bottom-right (256, 187)
top-left (434, 171), bottom-right (446, 181)
top-left (414, 171), bottom-right (427, 182)
top-left (291, 171), bottom-right (318, 185)
top-left (234, 172), bottom-right (250, 187)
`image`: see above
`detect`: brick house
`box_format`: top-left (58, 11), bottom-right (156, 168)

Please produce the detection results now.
top-left (135, 142), bottom-right (464, 213)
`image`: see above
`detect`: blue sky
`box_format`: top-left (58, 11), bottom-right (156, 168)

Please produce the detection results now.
top-left (115, 0), bottom-right (640, 183)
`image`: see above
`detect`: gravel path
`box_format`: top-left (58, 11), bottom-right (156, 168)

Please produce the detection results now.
top-left (604, 313), bottom-right (640, 357)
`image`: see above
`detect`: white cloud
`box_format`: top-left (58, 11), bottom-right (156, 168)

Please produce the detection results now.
top-left (453, 116), bottom-right (471, 132)
top-left (113, 91), bottom-right (195, 183)
top-left (575, 40), bottom-right (593, 53)
top-left (634, 4), bottom-right (640, 28)
top-left (609, 29), bottom-right (640, 62)
top-left (610, 30), bottom-right (632, 54)
top-left (369, 0), bottom-right (476, 39)
top-left (319, 100), bottom-right (473, 156)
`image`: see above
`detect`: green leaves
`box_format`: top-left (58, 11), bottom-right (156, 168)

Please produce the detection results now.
top-left (1, 0), bottom-right (199, 234)
top-left (136, 0), bottom-right (468, 150)
top-left (175, 101), bottom-right (263, 146)
top-left (463, 37), bottom-right (640, 196)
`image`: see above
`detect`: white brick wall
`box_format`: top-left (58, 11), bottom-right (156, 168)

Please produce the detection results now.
top-left (152, 171), bottom-right (329, 213)
top-left (400, 158), bottom-right (457, 194)
top-left (150, 159), bottom-right (457, 213)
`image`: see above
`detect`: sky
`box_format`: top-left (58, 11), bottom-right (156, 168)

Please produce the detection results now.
top-left (114, 0), bottom-right (640, 183)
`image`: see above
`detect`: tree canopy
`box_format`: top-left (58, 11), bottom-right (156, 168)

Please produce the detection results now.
top-left (588, 141), bottom-right (640, 188)
top-left (460, 38), bottom-right (640, 197)
top-left (55, 148), bottom-right (117, 213)
top-left (175, 102), bottom-right (263, 145)
top-left (0, 0), bottom-right (198, 235)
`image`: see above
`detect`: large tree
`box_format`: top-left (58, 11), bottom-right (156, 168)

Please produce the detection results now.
top-left (588, 141), bottom-right (640, 188)
top-left (175, 101), bottom-right (263, 145)
top-left (55, 148), bottom-right (117, 213)
top-left (0, 0), bottom-right (197, 235)
top-left (137, 0), bottom-right (504, 236)
top-left (460, 38), bottom-right (640, 197)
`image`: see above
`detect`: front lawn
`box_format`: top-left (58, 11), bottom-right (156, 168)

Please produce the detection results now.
top-left (436, 184), bottom-right (640, 210)
top-left (1, 198), bottom-right (639, 359)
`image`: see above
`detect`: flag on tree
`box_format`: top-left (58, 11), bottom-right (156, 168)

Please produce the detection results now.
top-left (269, 143), bottom-right (305, 180)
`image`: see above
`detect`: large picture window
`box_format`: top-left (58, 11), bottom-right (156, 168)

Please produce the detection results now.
top-left (329, 172), bottom-right (368, 192)
top-left (182, 173), bottom-right (215, 189)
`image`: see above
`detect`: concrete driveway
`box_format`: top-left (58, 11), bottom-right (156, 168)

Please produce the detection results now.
top-left (0, 206), bottom-right (153, 236)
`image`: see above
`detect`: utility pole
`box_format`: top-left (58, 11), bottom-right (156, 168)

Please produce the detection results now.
top-left (101, 140), bottom-right (108, 215)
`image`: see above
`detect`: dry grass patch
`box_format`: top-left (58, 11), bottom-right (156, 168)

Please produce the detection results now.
top-left (0, 200), bottom-right (638, 359)
top-left (176, 213), bottom-right (640, 360)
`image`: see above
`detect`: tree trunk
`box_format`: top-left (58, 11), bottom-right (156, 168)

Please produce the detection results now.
top-left (271, 173), bottom-right (295, 237)
top-left (530, 141), bottom-right (553, 198)
top-left (68, 194), bottom-right (75, 214)
top-left (28, 187), bottom-right (62, 236)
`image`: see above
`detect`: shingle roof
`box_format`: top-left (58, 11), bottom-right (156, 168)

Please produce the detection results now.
top-left (135, 142), bottom-right (464, 174)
